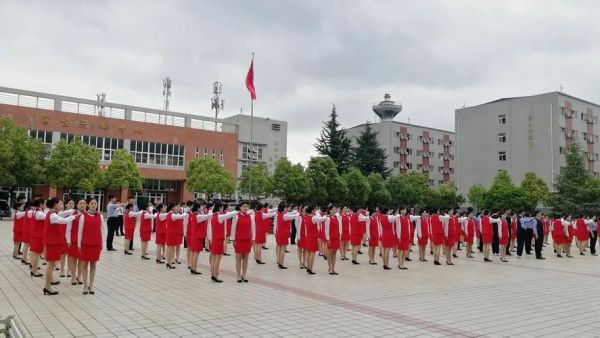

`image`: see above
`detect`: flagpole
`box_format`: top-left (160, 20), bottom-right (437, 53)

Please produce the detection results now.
top-left (249, 52), bottom-right (255, 203)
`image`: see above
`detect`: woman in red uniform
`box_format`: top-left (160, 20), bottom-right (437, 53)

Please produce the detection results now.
top-left (429, 208), bottom-right (448, 266)
top-left (123, 204), bottom-right (140, 256)
top-left (339, 206), bottom-right (351, 261)
top-left (189, 202), bottom-right (212, 275)
top-left (479, 210), bottom-right (494, 262)
top-left (552, 215), bottom-right (566, 257)
top-left (444, 209), bottom-right (457, 265)
top-left (77, 198), bottom-right (105, 295)
top-left (273, 203), bottom-right (299, 269)
top-left (575, 217), bottom-right (590, 256)
top-left (324, 206), bottom-right (341, 275)
top-left (462, 210), bottom-right (476, 258)
top-left (29, 198), bottom-right (47, 278)
top-left (59, 199), bottom-right (75, 278)
top-left (366, 207), bottom-right (379, 265)
top-left (207, 202), bottom-right (237, 282)
top-left (396, 207), bottom-right (420, 269)
top-left (303, 206), bottom-right (327, 274)
top-left (252, 203), bottom-right (275, 264)
top-left (165, 203), bottom-right (186, 269)
top-left (416, 209), bottom-right (429, 261)
top-left (498, 212), bottom-right (509, 262)
top-left (66, 199), bottom-right (86, 285)
top-left (154, 204), bottom-right (167, 263)
top-left (295, 206), bottom-right (307, 269)
top-left (510, 213), bottom-right (518, 253)
top-left (20, 202), bottom-right (32, 266)
top-left (12, 202), bottom-right (26, 260)
top-left (378, 208), bottom-right (399, 270)
top-left (42, 197), bottom-right (75, 295)
top-left (349, 207), bottom-right (367, 264)
top-left (231, 202), bottom-right (254, 282)
top-left (139, 203), bottom-right (157, 260)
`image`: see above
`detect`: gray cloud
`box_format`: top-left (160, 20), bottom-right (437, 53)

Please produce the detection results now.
top-left (1, 0), bottom-right (599, 164)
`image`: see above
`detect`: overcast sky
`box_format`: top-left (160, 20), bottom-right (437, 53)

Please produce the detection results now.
top-left (2, 1), bottom-right (599, 164)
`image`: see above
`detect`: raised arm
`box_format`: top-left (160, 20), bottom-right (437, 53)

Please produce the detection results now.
top-left (218, 211), bottom-right (238, 223)
top-left (197, 212), bottom-right (213, 222)
top-left (230, 215), bottom-right (238, 241)
top-left (50, 212), bottom-right (75, 225)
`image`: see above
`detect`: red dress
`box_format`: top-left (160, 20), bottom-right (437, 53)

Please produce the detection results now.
top-left (430, 214), bottom-right (445, 245)
top-left (368, 215), bottom-right (379, 247)
top-left (225, 212), bottom-right (232, 238)
top-left (453, 217), bottom-right (462, 244)
top-left (155, 214), bottom-right (167, 245)
top-left (379, 215), bottom-right (397, 248)
top-left (12, 212), bottom-right (24, 242)
top-left (464, 219), bottom-right (476, 244)
top-left (275, 212), bottom-right (291, 246)
top-left (576, 219), bottom-right (589, 241)
top-left (349, 213), bottom-right (363, 246)
top-left (327, 216), bottom-right (341, 250)
top-left (165, 212), bottom-right (184, 246)
top-left (44, 210), bottom-right (64, 261)
top-left (80, 212), bottom-right (103, 262)
top-left (340, 215), bottom-right (350, 242)
top-left (542, 219), bottom-right (550, 237)
top-left (139, 211), bottom-right (153, 242)
top-left (511, 219), bottom-right (517, 240)
top-left (552, 219), bottom-right (565, 245)
top-left (21, 210), bottom-right (32, 244)
top-left (499, 219), bottom-right (509, 246)
top-left (567, 223), bottom-right (574, 243)
top-left (480, 216), bottom-right (493, 244)
top-left (67, 214), bottom-right (81, 258)
top-left (253, 210), bottom-right (267, 244)
top-left (417, 217), bottom-right (429, 246)
top-left (445, 217), bottom-right (457, 247)
top-left (209, 213), bottom-right (226, 254)
top-left (124, 210), bottom-right (136, 240)
top-left (190, 213), bottom-right (207, 252)
top-left (233, 213), bottom-right (252, 254)
top-left (30, 209), bottom-right (45, 254)
top-left (304, 215), bottom-right (319, 252)
top-left (297, 215), bottom-right (305, 249)
top-left (397, 216), bottom-right (411, 251)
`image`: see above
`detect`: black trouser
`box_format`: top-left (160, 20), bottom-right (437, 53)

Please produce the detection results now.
top-left (290, 223), bottom-right (297, 245)
top-left (535, 234), bottom-right (544, 258)
top-left (117, 215), bottom-right (124, 236)
top-left (506, 226), bottom-right (512, 254)
top-left (517, 227), bottom-right (533, 256)
top-left (590, 231), bottom-right (598, 254)
top-left (492, 223), bottom-right (499, 254)
top-left (477, 237), bottom-right (483, 252)
top-left (107, 217), bottom-right (119, 249)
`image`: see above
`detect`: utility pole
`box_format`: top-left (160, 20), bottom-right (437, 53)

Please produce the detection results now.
top-left (211, 81), bottom-right (224, 131)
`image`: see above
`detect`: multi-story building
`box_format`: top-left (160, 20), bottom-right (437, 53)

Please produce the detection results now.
top-left (345, 94), bottom-right (455, 186)
top-left (220, 114), bottom-right (287, 178)
top-left (455, 91), bottom-right (600, 195)
top-left (0, 86), bottom-right (239, 209)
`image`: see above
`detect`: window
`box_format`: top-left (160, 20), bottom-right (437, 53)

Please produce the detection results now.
top-left (406, 133), bottom-right (412, 141)
top-left (416, 150), bottom-right (423, 156)
top-left (393, 147), bottom-right (400, 154)
top-left (142, 179), bottom-right (177, 192)
top-left (395, 132), bottom-right (400, 138)
top-left (220, 149), bottom-right (224, 165)
top-left (428, 179), bottom-right (435, 186)
top-left (406, 163), bottom-right (413, 170)
top-left (559, 146), bottom-right (566, 155)
top-left (417, 164), bottom-right (423, 170)
top-left (271, 124), bottom-right (281, 131)
top-left (498, 114), bottom-right (506, 125)
top-left (406, 148), bottom-right (413, 155)
top-left (581, 112), bottom-right (585, 120)
top-left (393, 161), bottom-right (400, 169)
top-left (130, 140), bottom-right (184, 167)
top-left (77, 135), bottom-right (123, 161)
top-left (195, 147), bottom-right (201, 158)
top-left (498, 151), bottom-right (507, 161)
top-left (242, 143), bottom-right (264, 161)
top-left (498, 133), bottom-right (506, 143)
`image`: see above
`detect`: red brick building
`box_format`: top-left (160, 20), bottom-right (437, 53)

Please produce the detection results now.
top-left (0, 86), bottom-right (239, 209)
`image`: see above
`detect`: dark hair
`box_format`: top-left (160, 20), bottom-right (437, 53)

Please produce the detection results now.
top-left (166, 203), bottom-right (176, 212)
top-left (64, 198), bottom-right (74, 206)
top-left (108, 195), bottom-right (115, 200)
top-left (430, 208), bottom-right (439, 214)
top-left (140, 203), bottom-right (149, 211)
top-left (125, 203), bottom-right (134, 211)
top-left (155, 203), bottom-right (164, 212)
top-left (14, 202), bottom-right (24, 210)
top-left (367, 206), bottom-right (376, 214)
top-left (191, 203), bottom-right (201, 213)
top-left (327, 205), bottom-right (335, 213)
top-left (212, 202), bottom-right (223, 213)
top-left (306, 205), bottom-right (314, 214)
top-left (86, 197), bottom-right (97, 205)
top-left (33, 197), bottom-right (46, 208)
top-left (128, 196), bottom-right (135, 200)
top-left (399, 206), bottom-right (407, 212)
top-left (46, 197), bottom-right (60, 209)
top-left (380, 207), bottom-right (389, 214)
top-left (277, 203), bottom-right (287, 213)
top-left (186, 200), bottom-right (194, 207)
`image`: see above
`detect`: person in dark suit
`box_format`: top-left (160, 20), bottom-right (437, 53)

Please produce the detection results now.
top-left (491, 210), bottom-right (500, 255)
top-left (533, 210), bottom-right (545, 260)
top-left (504, 208), bottom-right (512, 256)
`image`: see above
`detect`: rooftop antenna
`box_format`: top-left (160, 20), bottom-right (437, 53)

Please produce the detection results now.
top-left (211, 81), bottom-right (224, 131)
top-left (96, 92), bottom-right (106, 117)
top-left (162, 77), bottom-right (172, 111)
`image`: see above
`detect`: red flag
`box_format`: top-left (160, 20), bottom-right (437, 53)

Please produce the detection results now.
top-left (245, 58), bottom-right (256, 100)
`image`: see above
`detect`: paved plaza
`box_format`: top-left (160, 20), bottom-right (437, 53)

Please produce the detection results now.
top-left (1, 220), bottom-right (599, 338)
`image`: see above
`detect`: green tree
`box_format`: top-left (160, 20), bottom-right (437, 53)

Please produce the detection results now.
top-left (549, 142), bottom-right (598, 215)
top-left (186, 158), bottom-right (235, 198)
top-left (436, 182), bottom-right (465, 209)
top-left (352, 122), bottom-right (389, 177)
top-left (341, 167), bottom-right (370, 206)
top-left (306, 156), bottom-right (343, 205)
top-left (102, 149), bottom-right (142, 191)
top-left (0, 117), bottom-right (46, 202)
top-left (314, 105), bottom-right (353, 173)
top-left (272, 159), bottom-right (311, 204)
top-left (239, 163), bottom-right (273, 201)
top-left (386, 172), bottom-right (429, 207)
top-left (520, 172), bottom-right (550, 209)
top-left (46, 138), bottom-right (101, 192)
top-left (467, 184), bottom-right (487, 210)
top-left (483, 170), bottom-right (528, 211)
top-left (366, 172), bottom-right (391, 206)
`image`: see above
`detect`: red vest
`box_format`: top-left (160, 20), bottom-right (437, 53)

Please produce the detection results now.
top-left (13, 212), bottom-right (24, 232)
top-left (254, 210), bottom-right (264, 233)
top-left (399, 216), bottom-right (411, 240)
top-left (467, 219), bottom-right (476, 237)
top-left (235, 213), bottom-right (252, 240)
top-left (81, 212), bottom-right (102, 246)
top-left (447, 217), bottom-right (457, 237)
top-left (166, 212), bottom-right (183, 235)
top-left (261, 208), bottom-right (271, 232)
top-left (430, 214), bottom-right (443, 235)
top-left (341, 215), bottom-right (350, 235)
top-left (32, 209), bottom-right (45, 239)
top-left (44, 210), bottom-right (63, 245)
top-left (369, 216), bottom-right (379, 239)
top-left (419, 217), bottom-right (430, 238)
top-left (71, 214), bottom-right (81, 244)
top-left (156, 214), bottom-right (167, 234)
top-left (140, 211), bottom-right (153, 233)
top-left (124, 210), bottom-right (135, 231)
top-left (196, 212), bottom-right (208, 238)
top-left (481, 216), bottom-right (493, 235)
top-left (304, 215), bottom-right (319, 238)
top-left (24, 210), bottom-right (33, 235)
top-left (379, 215), bottom-right (394, 239)
top-left (211, 213), bottom-right (225, 241)
top-left (500, 219), bottom-right (509, 238)
top-left (329, 216), bottom-right (340, 240)
top-left (276, 212), bottom-right (291, 237)
top-left (350, 213), bottom-right (361, 235)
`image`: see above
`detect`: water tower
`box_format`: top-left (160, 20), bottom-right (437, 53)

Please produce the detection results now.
top-left (372, 93), bottom-right (402, 122)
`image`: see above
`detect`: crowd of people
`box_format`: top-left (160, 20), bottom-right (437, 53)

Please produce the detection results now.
top-left (9, 195), bottom-right (600, 296)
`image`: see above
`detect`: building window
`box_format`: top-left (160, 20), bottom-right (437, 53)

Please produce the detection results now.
top-left (271, 123), bottom-right (281, 131)
top-left (30, 130), bottom-right (53, 153)
top-left (393, 161), bottom-right (400, 169)
top-left (242, 143), bottom-right (263, 160)
top-left (416, 150), bottom-right (423, 156)
top-left (559, 146), bottom-right (566, 155)
top-left (130, 140), bottom-right (184, 167)
top-left (220, 149), bottom-right (224, 165)
top-left (393, 147), bottom-right (400, 154)
top-left (417, 164), bottom-right (423, 170)
top-left (498, 133), bottom-right (506, 143)
top-left (498, 151), bottom-right (507, 161)
top-left (428, 179), bottom-right (435, 186)
top-left (204, 147), bottom-right (208, 158)
top-left (142, 179), bottom-right (177, 192)
top-left (395, 132), bottom-right (400, 138)
top-left (58, 133), bottom-right (123, 161)
top-left (406, 163), bottom-right (413, 170)
top-left (498, 114), bottom-right (506, 125)
top-left (406, 148), bottom-right (413, 155)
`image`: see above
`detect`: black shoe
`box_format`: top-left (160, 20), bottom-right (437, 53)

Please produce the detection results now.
top-left (166, 263), bottom-right (176, 269)
top-left (124, 250), bottom-right (132, 255)
top-left (12, 255), bottom-right (20, 260)
top-left (352, 260), bottom-right (359, 265)
top-left (383, 265), bottom-right (391, 270)
top-left (369, 261), bottom-right (377, 265)
top-left (141, 256), bottom-right (150, 260)
top-left (243, 278), bottom-right (249, 283)
top-left (446, 261), bottom-right (454, 266)
top-left (557, 254), bottom-right (563, 258)
top-left (30, 271), bottom-right (43, 277)
top-left (405, 257), bottom-right (412, 262)
top-left (434, 261), bottom-right (441, 265)
top-left (223, 253), bottom-right (231, 256)
top-left (284, 250), bottom-right (290, 253)
top-left (419, 258), bottom-right (428, 262)
top-left (51, 281), bottom-right (60, 286)
top-left (43, 288), bottom-right (58, 295)
top-left (536, 257), bottom-right (546, 260)
top-left (237, 279), bottom-right (243, 283)
top-left (362, 244), bottom-right (367, 247)
top-left (156, 259), bottom-right (165, 264)
top-left (21, 259), bottom-right (28, 265)
top-left (107, 248), bottom-right (117, 252)
top-left (262, 245), bottom-right (269, 250)
top-left (88, 287), bottom-right (95, 295)
top-left (175, 260), bottom-right (182, 264)
top-left (452, 254), bottom-right (458, 258)
top-left (484, 258), bottom-right (492, 262)
top-left (580, 252), bottom-right (585, 256)
top-left (358, 251), bottom-right (364, 255)
top-left (300, 265), bottom-right (306, 269)
top-left (191, 269), bottom-right (202, 275)
top-left (500, 258), bottom-right (508, 262)
top-left (278, 264), bottom-right (288, 269)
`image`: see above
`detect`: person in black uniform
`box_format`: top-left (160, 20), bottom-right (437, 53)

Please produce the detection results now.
top-left (491, 209), bottom-right (500, 255)
top-left (533, 210), bottom-right (545, 259)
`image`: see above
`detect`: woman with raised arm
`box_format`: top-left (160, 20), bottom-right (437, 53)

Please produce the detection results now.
top-left (66, 199), bottom-right (86, 285)
top-left (207, 202), bottom-right (238, 282)
top-left (189, 202), bottom-right (212, 275)
top-left (231, 201), bottom-right (255, 282)
top-left (123, 204), bottom-right (140, 256)
top-left (139, 203), bottom-right (157, 260)
top-left (29, 197), bottom-right (47, 278)
top-left (273, 203), bottom-right (299, 269)
top-left (324, 205), bottom-right (341, 275)
top-left (303, 206), bottom-right (327, 274)
top-left (42, 197), bottom-right (75, 295)
top-left (12, 202), bottom-right (26, 260)
top-left (165, 203), bottom-right (186, 269)
top-left (396, 207), bottom-right (420, 270)
top-left (253, 203), bottom-right (276, 264)
top-left (154, 204), bottom-right (167, 263)
top-left (429, 208), bottom-right (448, 266)
top-left (77, 198), bottom-right (105, 295)
top-left (378, 208), bottom-right (400, 270)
